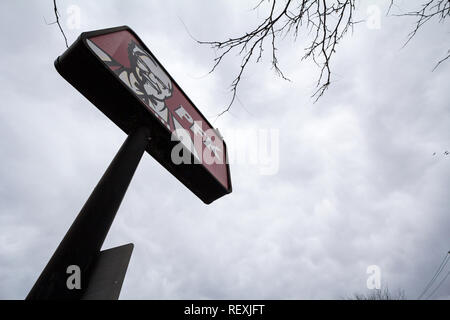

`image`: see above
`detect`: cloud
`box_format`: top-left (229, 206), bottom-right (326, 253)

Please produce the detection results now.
top-left (0, 0), bottom-right (448, 300)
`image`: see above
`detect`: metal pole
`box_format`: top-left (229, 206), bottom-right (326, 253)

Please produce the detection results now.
top-left (26, 126), bottom-right (151, 300)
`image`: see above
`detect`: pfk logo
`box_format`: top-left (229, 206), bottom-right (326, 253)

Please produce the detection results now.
top-left (86, 38), bottom-right (223, 166)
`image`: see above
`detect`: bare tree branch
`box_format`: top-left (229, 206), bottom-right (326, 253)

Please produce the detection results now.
top-left (432, 49), bottom-right (450, 71)
top-left (392, 0), bottom-right (449, 46)
top-left (199, 0), bottom-right (357, 115)
top-left (389, 0), bottom-right (449, 71)
top-left (50, 0), bottom-right (68, 48)
top-left (201, 0), bottom-right (449, 116)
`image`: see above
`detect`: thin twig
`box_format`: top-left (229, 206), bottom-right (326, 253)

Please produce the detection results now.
top-left (52, 0), bottom-right (69, 48)
top-left (388, 0), bottom-right (449, 67)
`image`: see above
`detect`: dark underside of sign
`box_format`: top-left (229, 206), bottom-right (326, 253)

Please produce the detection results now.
top-left (55, 26), bottom-right (231, 204)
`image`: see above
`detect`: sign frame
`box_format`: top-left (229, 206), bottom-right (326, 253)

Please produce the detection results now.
top-left (55, 26), bottom-right (232, 204)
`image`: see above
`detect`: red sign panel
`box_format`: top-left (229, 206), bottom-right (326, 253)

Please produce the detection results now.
top-left (55, 26), bottom-right (231, 203)
top-left (86, 31), bottom-right (228, 189)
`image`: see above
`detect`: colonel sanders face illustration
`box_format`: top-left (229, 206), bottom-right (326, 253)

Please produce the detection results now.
top-left (86, 39), bottom-right (173, 126)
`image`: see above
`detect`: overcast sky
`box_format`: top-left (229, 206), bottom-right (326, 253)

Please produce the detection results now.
top-left (0, 0), bottom-right (449, 299)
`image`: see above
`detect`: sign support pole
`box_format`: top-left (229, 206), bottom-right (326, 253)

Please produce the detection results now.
top-left (26, 126), bottom-right (151, 300)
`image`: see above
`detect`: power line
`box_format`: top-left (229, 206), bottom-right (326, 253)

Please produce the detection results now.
top-left (425, 271), bottom-right (450, 300)
top-left (417, 252), bottom-right (450, 300)
top-left (418, 253), bottom-right (449, 299)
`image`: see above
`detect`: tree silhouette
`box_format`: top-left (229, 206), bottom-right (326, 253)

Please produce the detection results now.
top-left (199, 0), bottom-right (449, 113)
top-left (349, 285), bottom-right (406, 300)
